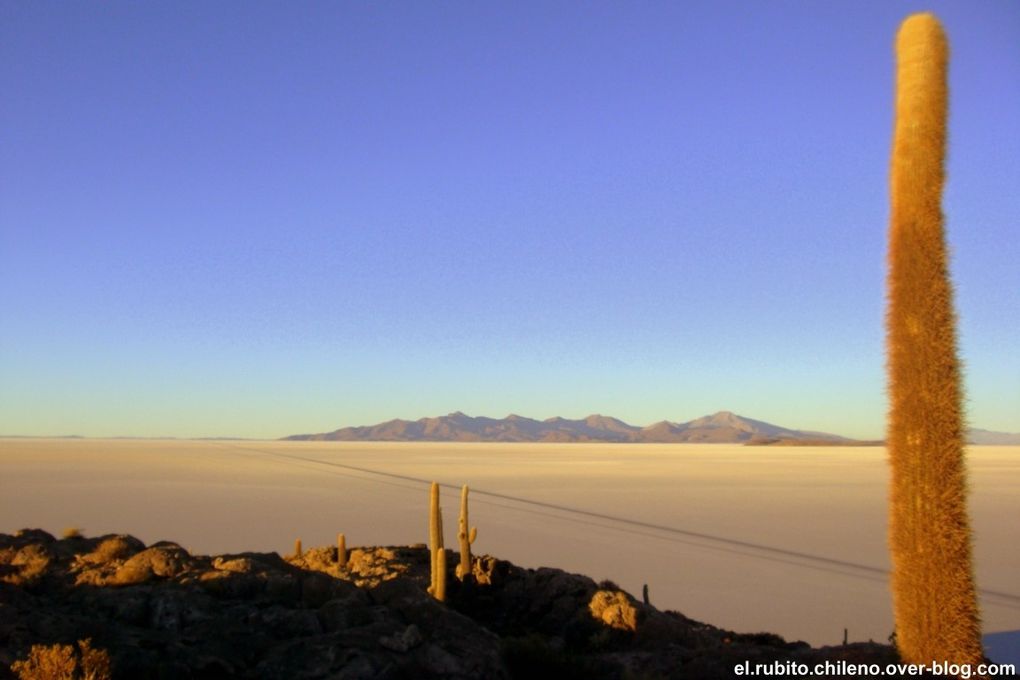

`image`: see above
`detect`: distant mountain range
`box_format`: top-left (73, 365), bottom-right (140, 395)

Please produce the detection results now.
top-left (967, 428), bottom-right (1020, 445)
top-left (284, 411), bottom-right (1020, 445)
top-left (3, 414), bottom-right (1015, 444)
top-left (284, 411), bottom-right (860, 444)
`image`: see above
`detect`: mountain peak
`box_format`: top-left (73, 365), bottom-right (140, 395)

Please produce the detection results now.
top-left (688, 411), bottom-right (748, 428)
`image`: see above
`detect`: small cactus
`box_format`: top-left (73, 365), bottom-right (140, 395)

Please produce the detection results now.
top-left (294, 538), bottom-right (303, 559)
top-left (337, 533), bottom-right (347, 568)
top-left (456, 485), bottom-right (478, 580)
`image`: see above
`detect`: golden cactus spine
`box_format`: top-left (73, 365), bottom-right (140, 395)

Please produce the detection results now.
top-left (456, 485), bottom-right (478, 580)
top-left (886, 13), bottom-right (982, 668)
top-left (427, 481), bottom-right (446, 601)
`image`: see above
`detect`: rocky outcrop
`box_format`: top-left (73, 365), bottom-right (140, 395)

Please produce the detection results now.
top-left (1, 530), bottom-right (899, 679)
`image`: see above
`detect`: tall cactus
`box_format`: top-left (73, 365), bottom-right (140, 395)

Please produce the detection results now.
top-left (456, 485), bottom-right (478, 581)
top-left (427, 481), bottom-right (446, 601)
top-left (886, 13), bottom-right (982, 668)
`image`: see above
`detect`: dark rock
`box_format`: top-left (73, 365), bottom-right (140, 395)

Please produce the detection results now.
top-left (317, 591), bottom-right (375, 632)
top-left (0, 530), bottom-right (902, 679)
top-left (113, 546), bottom-right (196, 585)
top-left (12, 529), bottom-right (56, 544)
top-left (379, 623), bottom-right (423, 652)
top-left (299, 571), bottom-right (336, 607)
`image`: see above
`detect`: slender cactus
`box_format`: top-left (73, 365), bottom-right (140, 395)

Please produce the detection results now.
top-left (427, 481), bottom-right (446, 601)
top-left (456, 485), bottom-right (478, 580)
top-left (886, 13), bottom-right (982, 668)
top-left (435, 544), bottom-right (447, 602)
top-left (294, 538), bottom-right (302, 559)
top-left (428, 482), bottom-right (437, 594)
top-left (337, 533), bottom-right (347, 568)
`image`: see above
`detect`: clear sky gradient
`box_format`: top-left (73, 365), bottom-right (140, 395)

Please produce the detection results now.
top-left (2, 1), bottom-right (1017, 439)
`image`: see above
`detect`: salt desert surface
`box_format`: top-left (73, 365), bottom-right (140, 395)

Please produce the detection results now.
top-left (2, 439), bottom-right (1017, 649)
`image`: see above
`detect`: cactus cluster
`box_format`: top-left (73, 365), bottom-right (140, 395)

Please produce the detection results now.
top-left (426, 481), bottom-right (480, 602)
top-left (885, 12), bottom-right (982, 668)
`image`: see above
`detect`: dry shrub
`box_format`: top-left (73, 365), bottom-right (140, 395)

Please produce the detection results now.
top-left (10, 643), bottom-right (74, 679)
top-left (76, 640), bottom-right (110, 680)
top-left (588, 590), bottom-right (640, 632)
top-left (10, 638), bottom-right (110, 680)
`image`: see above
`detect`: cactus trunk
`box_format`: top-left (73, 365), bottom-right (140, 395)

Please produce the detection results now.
top-left (435, 544), bottom-right (447, 602)
top-left (886, 13), bottom-right (982, 667)
top-left (456, 485), bottom-right (477, 580)
top-left (428, 481), bottom-right (446, 601)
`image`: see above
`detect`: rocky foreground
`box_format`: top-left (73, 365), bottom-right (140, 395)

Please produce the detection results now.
top-left (1, 530), bottom-right (899, 679)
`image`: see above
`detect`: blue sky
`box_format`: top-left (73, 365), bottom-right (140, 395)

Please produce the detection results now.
top-left (1, 1), bottom-right (1017, 439)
